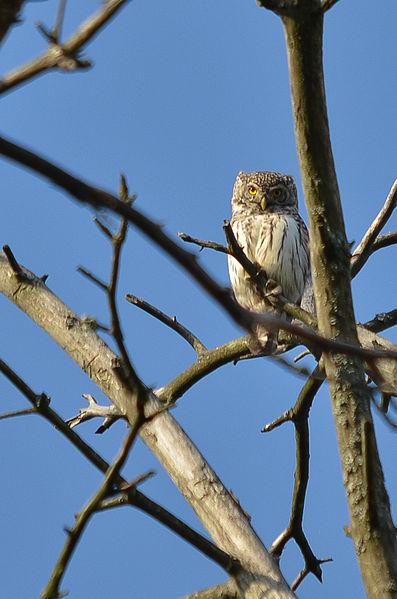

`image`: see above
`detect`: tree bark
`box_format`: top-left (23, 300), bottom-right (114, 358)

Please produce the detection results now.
top-left (0, 255), bottom-right (297, 599)
top-left (280, 2), bottom-right (397, 597)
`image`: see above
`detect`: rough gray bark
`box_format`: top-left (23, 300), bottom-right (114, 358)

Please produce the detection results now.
top-left (0, 254), bottom-right (297, 599)
top-left (278, 2), bottom-right (397, 597)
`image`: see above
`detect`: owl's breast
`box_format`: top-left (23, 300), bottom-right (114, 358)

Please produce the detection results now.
top-left (228, 214), bottom-right (309, 309)
top-left (255, 214), bottom-right (309, 303)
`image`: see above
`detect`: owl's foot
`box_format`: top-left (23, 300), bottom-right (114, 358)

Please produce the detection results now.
top-left (264, 279), bottom-right (282, 307)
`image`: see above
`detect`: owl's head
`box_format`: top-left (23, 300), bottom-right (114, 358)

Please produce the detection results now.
top-left (231, 171), bottom-right (298, 215)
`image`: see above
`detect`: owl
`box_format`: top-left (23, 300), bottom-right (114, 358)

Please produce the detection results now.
top-left (227, 171), bottom-right (310, 352)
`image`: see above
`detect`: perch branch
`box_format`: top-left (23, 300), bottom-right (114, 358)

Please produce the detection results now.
top-left (0, 133), bottom-right (396, 363)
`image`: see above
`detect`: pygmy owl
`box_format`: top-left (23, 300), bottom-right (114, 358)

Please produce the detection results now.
top-left (227, 170), bottom-right (310, 352)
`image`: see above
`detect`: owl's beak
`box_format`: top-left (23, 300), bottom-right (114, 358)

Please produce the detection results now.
top-left (260, 197), bottom-right (267, 210)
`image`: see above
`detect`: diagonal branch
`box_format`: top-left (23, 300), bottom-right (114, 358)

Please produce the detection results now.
top-left (126, 293), bottom-right (207, 355)
top-left (0, 0), bottom-right (132, 96)
top-left (41, 424), bottom-right (141, 599)
top-left (0, 136), bottom-right (396, 365)
top-left (0, 255), bottom-right (296, 598)
top-left (351, 179), bottom-right (397, 277)
top-left (362, 309), bottom-right (397, 334)
top-left (0, 358), bottom-right (240, 580)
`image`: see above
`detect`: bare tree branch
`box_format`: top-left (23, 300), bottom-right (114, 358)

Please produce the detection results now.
top-left (0, 256), bottom-right (297, 598)
top-left (66, 393), bottom-right (122, 432)
top-left (0, 358), bottom-right (241, 581)
top-left (274, 0), bottom-right (397, 594)
top-left (291, 558), bottom-right (333, 591)
top-left (351, 179), bottom-right (397, 277)
top-left (361, 309), bottom-right (397, 334)
top-left (126, 293), bottom-right (207, 355)
top-left (0, 0), bottom-right (133, 96)
top-left (0, 407), bottom-right (35, 420)
top-left (178, 231), bottom-right (229, 255)
top-left (266, 367), bottom-right (327, 582)
top-left (41, 424), bottom-right (141, 599)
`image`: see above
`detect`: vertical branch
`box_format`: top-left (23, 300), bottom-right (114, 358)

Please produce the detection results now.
top-left (272, 1), bottom-right (397, 596)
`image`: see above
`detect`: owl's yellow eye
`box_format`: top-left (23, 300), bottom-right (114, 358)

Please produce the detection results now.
top-left (271, 187), bottom-right (282, 198)
top-left (248, 186), bottom-right (257, 195)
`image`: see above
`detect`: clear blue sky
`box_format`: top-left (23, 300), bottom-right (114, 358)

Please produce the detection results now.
top-left (0, 1), bottom-right (396, 598)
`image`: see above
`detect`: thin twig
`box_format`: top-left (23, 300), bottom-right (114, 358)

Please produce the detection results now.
top-left (41, 424), bottom-right (141, 599)
top-left (0, 0), bottom-right (132, 95)
top-left (3, 244), bottom-right (24, 276)
top-left (371, 232), bottom-right (397, 253)
top-left (53, 0), bottom-right (67, 41)
top-left (126, 293), bottom-right (207, 354)
top-left (0, 358), bottom-right (239, 579)
top-left (267, 366), bottom-right (327, 582)
top-left (107, 177), bottom-right (143, 395)
top-left (77, 266), bottom-right (107, 290)
top-left (291, 558), bottom-right (333, 591)
top-left (178, 232), bottom-right (229, 254)
top-left (351, 179), bottom-right (397, 277)
top-left (0, 407), bottom-right (36, 420)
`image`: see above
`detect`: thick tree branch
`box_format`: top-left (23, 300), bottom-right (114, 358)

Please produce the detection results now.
top-left (0, 256), bottom-right (296, 598)
top-left (0, 358), bottom-right (242, 581)
top-left (362, 309), bottom-right (397, 334)
top-left (268, 1), bottom-right (397, 595)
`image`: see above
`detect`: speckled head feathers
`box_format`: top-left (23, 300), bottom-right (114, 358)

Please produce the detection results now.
top-left (231, 170), bottom-right (298, 215)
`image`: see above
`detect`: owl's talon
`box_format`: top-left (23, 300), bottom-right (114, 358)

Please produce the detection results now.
top-left (264, 279), bottom-right (282, 297)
